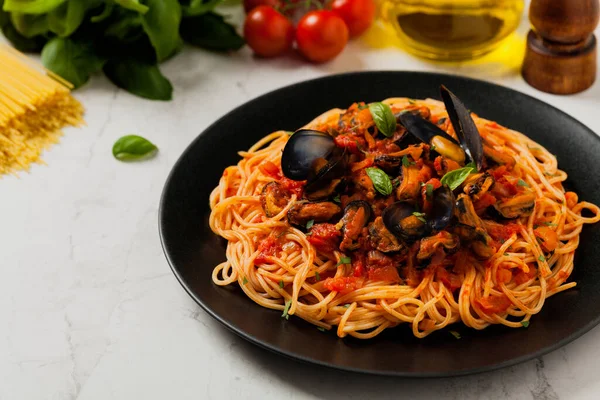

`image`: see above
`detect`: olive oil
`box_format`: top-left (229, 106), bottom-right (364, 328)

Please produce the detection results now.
top-left (381, 0), bottom-right (524, 61)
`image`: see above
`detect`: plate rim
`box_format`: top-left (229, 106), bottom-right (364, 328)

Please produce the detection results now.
top-left (159, 70), bottom-right (600, 378)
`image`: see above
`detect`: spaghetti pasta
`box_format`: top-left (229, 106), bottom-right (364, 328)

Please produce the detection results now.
top-left (209, 95), bottom-right (600, 339)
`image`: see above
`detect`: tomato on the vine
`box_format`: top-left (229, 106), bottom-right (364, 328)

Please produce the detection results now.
top-left (243, 0), bottom-right (281, 13)
top-left (296, 10), bottom-right (349, 63)
top-left (329, 0), bottom-right (375, 37)
top-left (244, 6), bottom-right (295, 57)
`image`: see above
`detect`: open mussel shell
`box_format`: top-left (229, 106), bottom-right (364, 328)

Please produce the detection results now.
top-left (304, 147), bottom-right (348, 200)
top-left (342, 200), bottom-right (372, 232)
top-left (428, 186), bottom-right (455, 232)
top-left (440, 86), bottom-right (484, 171)
top-left (281, 129), bottom-right (335, 180)
top-left (382, 201), bottom-right (429, 242)
top-left (398, 112), bottom-right (466, 164)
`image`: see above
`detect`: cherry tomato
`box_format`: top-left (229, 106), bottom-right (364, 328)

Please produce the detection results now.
top-left (243, 0), bottom-right (281, 13)
top-left (296, 10), bottom-right (349, 63)
top-left (244, 6), bottom-right (295, 58)
top-left (330, 0), bottom-right (375, 37)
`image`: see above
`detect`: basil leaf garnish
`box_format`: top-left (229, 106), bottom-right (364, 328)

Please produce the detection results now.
top-left (368, 102), bottom-right (396, 137)
top-left (440, 166), bottom-right (475, 190)
top-left (112, 135), bottom-right (158, 161)
top-left (366, 167), bottom-right (393, 196)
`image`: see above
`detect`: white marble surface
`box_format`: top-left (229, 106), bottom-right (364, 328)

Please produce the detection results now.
top-left (3, 11), bottom-right (600, 400)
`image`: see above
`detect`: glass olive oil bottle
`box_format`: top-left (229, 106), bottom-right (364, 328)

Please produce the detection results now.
top-left (381, 0), bottom-right (524, 61)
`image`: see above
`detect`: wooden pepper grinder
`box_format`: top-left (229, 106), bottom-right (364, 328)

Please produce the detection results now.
top-left (522, 0), bottom-right (600, 94)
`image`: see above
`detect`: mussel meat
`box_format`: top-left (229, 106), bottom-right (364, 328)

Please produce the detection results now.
top-left (304, 147), bottom-right (348, 200)
top-left (281, 129), bottom-right (335, 180)
top-left (287, 201), bottom-right (341, 227)
top-left (440, 85), bottom-right (484, 170)
top-left (454, 194), bottom-right (495, 258)
top-left (368, 216), bottom-right (405, 253)
top-left (494, 192), bottom-right (536, 219)
top-left (417, 232), bottom-right (459, 261)
top-left (260, 182), bottom-right (290, 218)
top-left (463, 172), bottom-right (495, 201)
top-left (396, 164), bottom-right (421, 201)
top-left (340, 200), bottom-right (372, 251)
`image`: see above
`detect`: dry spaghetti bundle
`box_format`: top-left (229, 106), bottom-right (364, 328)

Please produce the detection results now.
top-left (0, 44), bottom-right (84, 176)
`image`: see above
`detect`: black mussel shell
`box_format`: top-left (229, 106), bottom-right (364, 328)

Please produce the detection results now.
top-left (281, 129), bottom-right (335, 180)
top-left (398, 111), bottom-right (459, 146)
top-left (428, 186), bottom-right (455, 232)
top-left (440, 86), bottom-right (484, 171)
top-left (342, 200), bottom-right (372, 231)
top-left (304, 147), bottom-right (348, 198)
top-left (382, 201), bottom-right (429, 242)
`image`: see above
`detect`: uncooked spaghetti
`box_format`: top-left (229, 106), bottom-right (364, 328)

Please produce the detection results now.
top-left (209, 90), bottom-right (600, 339)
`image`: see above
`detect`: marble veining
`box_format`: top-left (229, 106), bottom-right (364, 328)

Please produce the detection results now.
top-left (2, 11), bottom-right (600, 400)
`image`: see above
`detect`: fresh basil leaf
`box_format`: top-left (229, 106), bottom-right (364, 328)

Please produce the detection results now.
top-left (181, 0), bottom-right (222, 16)
top-left (368, 102), bottom-right (396, 137)
top-left (103, 58), bottom-right (172, 100)
top-left (180, 11), bottom-right (244, 51)
top-left (10, 12), bottom-right (48, 37)
top-left (112, 135), bottom-right (158, 161)
top-left (306, 219), bottom-right (314, 229)
top-left (90, 2), bottom-right (114, 23)
top-left (366, 167), bottom-right (393, 196)
top-left (47, 1), bottom-right (100, 37)
top-left (440, 166), bottom-right (475, 191)
top-left (114, 0), bottom-right (148, 13)
top-left (140, 0), bottom-right (182, 61)
top-left (0, 0), bottom-right (47, 52)
top-left (41, 37), bottom-right (106, 89)
top-left (3, 0), bottom-right (65, 13)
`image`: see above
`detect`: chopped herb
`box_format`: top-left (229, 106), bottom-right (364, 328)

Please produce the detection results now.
top-left (499, 238), bottom-right (506, 244)
top-left (538, 255), bottom-right (546, 262)
top-left (357, 103), bottom-right (369, 110)
top-left (343, 304), bottom-right (351, 308)
top-left (366, 167), bottom-right (393, 196)
top-left (504, 253), bottom-right (510, 256)
top-left (412, 212), bottom-right (427, 223)
top-left (333, 194), bottom-right (341, 203)
top-left (279, 280), bottom-right (284, 289)
top-left (544, 222), bottom-right (558, 227)
top-left (317, 326), bottom-right (326, 332)
top-left (425, 183), bottom-right (434, 201)
top-left (286, 131), bottom-right (294, 136)
top-left (305, 231), bottom-right (312, 236)
top-left (440, 165), bottom-right (476, 190)
top-left (408, 99), bottom-right (416, 105)
top-left (336, 256), bottom-right (352, 266)
top-left (517, 179), bottom-right (529, 187)
top-left (306, 219), bottom-right (315, 229)
top-left (282, 299), bottom-right (292, 320)
top-left (450, 330), bottom-right (461, 339)
top-left (315, 271), bottom-right (321, 281)
top-left (242, 277), bottom-right (248, 285)
top-left (368, 102), bottom-right (397, 137)
top-left (521, 320), bottom-right (530, 328)
top-left (391, 177), bottom-right (401, 189)
top-left (430, 145), bottom-right (437, 151)
top-left (402, 155), bottom-right (415, 167)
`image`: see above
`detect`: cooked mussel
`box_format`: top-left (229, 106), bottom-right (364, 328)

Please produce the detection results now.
top-left (304, 147), bottom-right (348, 200)
top-left (417, 232), bottom-right (459, 261)
top-left (398, 112), bottom-right (466, 165)
top-left (382, 201), bottom-right (429, 242)
top-left (463, 172), bottom-right (494, 201)
top-left (454, 194), bottom-right (495, 258)
top-left (368, 216), bottom-right (405, 253)
top-left (396, 163), bottom-right (421, 201)
top-left (428, 186), bottom-right (455, 232)
top-left (440, 85), bottom-right (484, 171)
top-left (287, 201), bottom-right (341, 227)
top-left (281, 129), bottom-right (335, 180)
top-left (494, 192), bottom-right (536, 219)
top-left (340, 200), bottom-right (372, 251)
top-left (384, 185), bottom-right (456, 241)
top-left (260, 182), bottom-right (290, 218)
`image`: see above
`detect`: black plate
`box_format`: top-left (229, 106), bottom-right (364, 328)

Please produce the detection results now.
top-left (159, 72), bottom-right (600, 377)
